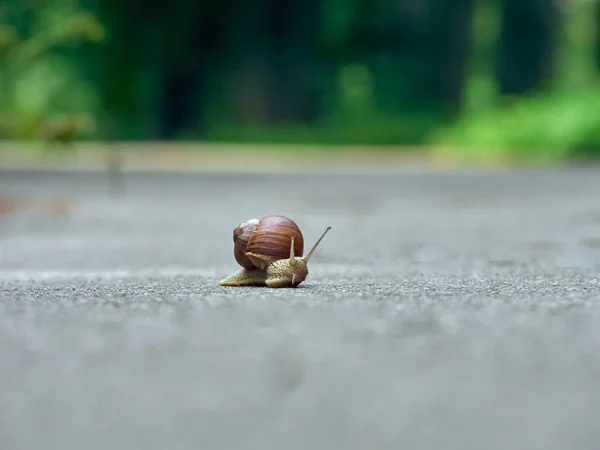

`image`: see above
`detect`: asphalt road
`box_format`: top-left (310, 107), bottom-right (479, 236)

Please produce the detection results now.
top-left (2, 167), bottom-right (600, 450)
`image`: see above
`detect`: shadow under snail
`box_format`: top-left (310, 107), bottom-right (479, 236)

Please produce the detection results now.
top-left (219, 215), bottom-right (331, 288)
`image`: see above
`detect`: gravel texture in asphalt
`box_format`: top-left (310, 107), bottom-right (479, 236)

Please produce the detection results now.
top-left (1, 168), bottom-right (600, 450)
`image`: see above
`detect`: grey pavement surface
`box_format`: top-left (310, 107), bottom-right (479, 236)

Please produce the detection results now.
top-left (1, 168), bottom-right (600, 449)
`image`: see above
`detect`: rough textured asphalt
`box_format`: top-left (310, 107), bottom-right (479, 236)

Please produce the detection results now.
top-left (2, 167), bottom-right (600, 450)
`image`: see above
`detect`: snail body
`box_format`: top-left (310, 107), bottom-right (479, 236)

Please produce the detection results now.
top-left (220, 215), bottom-right (331, 288)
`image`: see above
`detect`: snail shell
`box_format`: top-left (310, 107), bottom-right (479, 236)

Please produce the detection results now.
top-left (233, 215), bottom-right (304, 270)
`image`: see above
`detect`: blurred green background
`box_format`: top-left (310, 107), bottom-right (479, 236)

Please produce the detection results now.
top-left (2, 0), bottom-right (600, 166)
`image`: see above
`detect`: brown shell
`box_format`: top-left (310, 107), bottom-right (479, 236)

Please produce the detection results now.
top-left (244, 215), bottom-right (304, 268)
top-left (233, 219), bottom-right (259, 269)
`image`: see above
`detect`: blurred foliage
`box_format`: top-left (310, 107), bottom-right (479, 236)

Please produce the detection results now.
top-left (432, 0), bottom-right (600, 164)
top-left (432, 86), bottom-right (600, 165)
top-left (1, 0), bottom-right (600, 163)
top-left (0, 0), bottom-right (104, 142)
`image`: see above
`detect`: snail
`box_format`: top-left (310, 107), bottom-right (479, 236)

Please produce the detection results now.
top-left (219, 215), bottom-right (331, 288)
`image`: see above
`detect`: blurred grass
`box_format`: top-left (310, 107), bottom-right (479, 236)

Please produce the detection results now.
top-left (196, 112), bottom-right (443, 147)
top-left (430, 86), bottom-right (600, 166)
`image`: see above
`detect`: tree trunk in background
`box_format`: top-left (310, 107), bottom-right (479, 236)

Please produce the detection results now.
top-left (225, 0), bottom-right (274, 126)
top-left (366, 0), bottom-right (474, 113)
top-left (264, 0), bottom-right (326, 124)
top-left (155, 5), bottom-right (223, 138)
top-left (98, 0), bottom-right (139, 138)
top-left (227, 0), bottom-right (331, 126)
top-left (366, 0), bottom-right (430, 111)
top-left (159, 11), bottom-right (222, 138)
top-left (594, 1), bottom-right (600, 73)
top-left (427, 0), bottom-right (474, 112)
top-left (159, 70), bottom-right (199, 138)
top-left (496, 0), bottom-right (561, 95)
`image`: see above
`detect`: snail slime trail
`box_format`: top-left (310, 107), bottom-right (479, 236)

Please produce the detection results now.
top-left (219, 215), bottom-right (331, 288)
